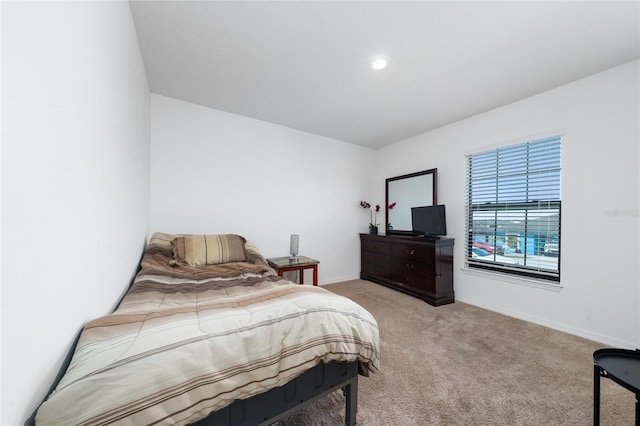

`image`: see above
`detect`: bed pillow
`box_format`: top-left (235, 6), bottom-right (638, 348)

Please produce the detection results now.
top-left (172, 234), bottom-right (247, 266)
top-left (147, 232), bottom-right (177, 257)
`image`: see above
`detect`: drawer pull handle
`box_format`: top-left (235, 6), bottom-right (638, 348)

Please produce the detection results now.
top-left (407, 249), bottom-right (415, 255)
top-left (406, 263), bottom-right (414, 269)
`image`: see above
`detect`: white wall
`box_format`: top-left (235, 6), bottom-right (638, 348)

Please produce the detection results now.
top-left (0, 2), bottom-right (4, 423)
top-left (1, 2), bottom-right (150, 424)
top-left (150, 94), bottom-right (374, 284)
top-left (374, 60), bottom-right (640, 348)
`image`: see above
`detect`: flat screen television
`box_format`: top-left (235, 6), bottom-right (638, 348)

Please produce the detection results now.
top-left (411, 204), bottom-right (447, 237)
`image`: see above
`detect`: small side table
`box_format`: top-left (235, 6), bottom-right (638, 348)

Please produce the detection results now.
top-left (267, 256), bottom-right (320, 286)
top-left (593, 348), bottom-right (640, 425)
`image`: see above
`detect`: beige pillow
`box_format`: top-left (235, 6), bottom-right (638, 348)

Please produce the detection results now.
top-left (148, 232), bottom-right (177, 257)
top-left (172, 234), bottom-right (247, 266)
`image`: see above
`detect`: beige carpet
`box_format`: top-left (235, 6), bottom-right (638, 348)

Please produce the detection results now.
top-left (279, 279), bottom-right (634, 425)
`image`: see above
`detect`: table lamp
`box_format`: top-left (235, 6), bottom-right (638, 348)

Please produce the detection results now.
top-left (289, 234), bottom-right (299, 261)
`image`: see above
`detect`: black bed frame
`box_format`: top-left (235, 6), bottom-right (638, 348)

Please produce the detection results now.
top-left (194, 361), bottom-right (359, 426)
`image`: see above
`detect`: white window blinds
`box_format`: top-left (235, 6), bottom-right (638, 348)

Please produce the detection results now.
top-left (465, 136), bottom-right (561, 281)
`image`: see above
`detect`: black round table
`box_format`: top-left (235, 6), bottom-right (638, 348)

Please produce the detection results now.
top-left (593, 348), bottom-right (640, 425)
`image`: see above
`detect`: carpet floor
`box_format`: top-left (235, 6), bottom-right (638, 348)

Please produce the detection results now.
top-left (278, 279), bottom-right (634, 425)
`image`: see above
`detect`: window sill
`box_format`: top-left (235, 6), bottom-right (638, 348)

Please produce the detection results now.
top-left (461, 267), bottom-right (563, 292)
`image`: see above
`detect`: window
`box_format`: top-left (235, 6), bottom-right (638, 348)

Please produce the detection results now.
top-left (465, 136), bottom-right (561, 282)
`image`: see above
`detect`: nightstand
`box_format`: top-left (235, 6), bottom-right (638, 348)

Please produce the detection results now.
top-left (267, 256), bottom-right (320, 286)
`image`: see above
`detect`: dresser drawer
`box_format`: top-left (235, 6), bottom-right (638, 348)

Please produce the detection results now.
top-left (362, 260), bottom-right (391, 279)
top-left (391, 271), bottom-right (433, 293)
top-left (361, 239), bottom-right (391, 255)
top-left (362, 252), bottom-right (390, 267)
top-left (391, 243), bottom-right (435, 261)
top-left (391, 257), bottom-right (433, 278)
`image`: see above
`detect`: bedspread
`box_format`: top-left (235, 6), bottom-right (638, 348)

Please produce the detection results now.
top-left (35, 234), bottom-right (380, 426)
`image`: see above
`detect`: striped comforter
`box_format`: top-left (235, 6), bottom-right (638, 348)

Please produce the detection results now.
top-left (35, 234), bottom-right (380, 426)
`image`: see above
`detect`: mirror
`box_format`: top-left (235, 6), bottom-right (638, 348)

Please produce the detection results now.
top-left (385, 169), bottom-right (437, 234)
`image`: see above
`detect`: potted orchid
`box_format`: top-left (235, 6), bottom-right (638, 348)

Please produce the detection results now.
top-left (359, 201), bottom-right (380, 234)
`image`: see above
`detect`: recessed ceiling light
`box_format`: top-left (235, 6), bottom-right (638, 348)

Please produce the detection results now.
top-left (371, 58), bottom-right (388, 70)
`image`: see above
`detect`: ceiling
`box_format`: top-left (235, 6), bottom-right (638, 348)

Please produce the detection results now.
top-left (129, 1), bottom-right (640, 149)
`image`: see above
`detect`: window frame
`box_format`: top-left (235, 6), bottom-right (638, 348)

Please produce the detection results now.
top-left (465, 136), bottom-right (562, 283)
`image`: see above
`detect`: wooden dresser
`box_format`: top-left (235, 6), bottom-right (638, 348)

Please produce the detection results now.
top-left (359, 233), bottom-right (454, 306)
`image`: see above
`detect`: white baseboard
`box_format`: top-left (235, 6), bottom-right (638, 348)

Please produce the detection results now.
top-left (319, 274), bottom-right (361, 286)
top-left (455, 296), bottom-right (637, 349)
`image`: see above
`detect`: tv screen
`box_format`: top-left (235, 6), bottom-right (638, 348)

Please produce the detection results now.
top-left (411, 204), bottom-right (447, 237)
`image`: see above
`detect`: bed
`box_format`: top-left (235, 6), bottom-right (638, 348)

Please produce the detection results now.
top-left (34, 233), bottom-right (380, 426)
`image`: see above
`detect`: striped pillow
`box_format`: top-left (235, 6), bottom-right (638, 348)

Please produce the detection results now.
top-left (172, 234), bottom-right (247, 266)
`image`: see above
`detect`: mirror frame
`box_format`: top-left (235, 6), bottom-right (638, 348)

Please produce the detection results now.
top-left (385, 168), bottom-right (438, 235)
